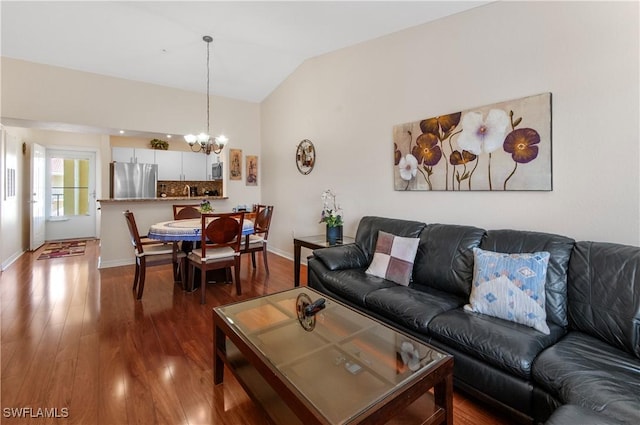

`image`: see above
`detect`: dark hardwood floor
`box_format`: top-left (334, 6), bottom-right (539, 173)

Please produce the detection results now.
top-left (0, 240), bottom-right (512, 424)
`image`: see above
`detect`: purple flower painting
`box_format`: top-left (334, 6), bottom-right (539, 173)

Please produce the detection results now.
top-left (393, 93), bottom-right (551, 191)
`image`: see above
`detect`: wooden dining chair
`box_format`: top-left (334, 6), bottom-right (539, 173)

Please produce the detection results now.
top-left (187, 212), bottom-right (245, 304)
top-left (172, 204), bottom-right (202, 220)
top-left (172, 203), bottom-right (202, 256)
top-left (241, 205), bottom-right (274, 274)
top-left (123, 210), bottom-right (186, 300)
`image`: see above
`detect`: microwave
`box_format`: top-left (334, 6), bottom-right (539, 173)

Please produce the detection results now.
top-left (211, 162), bottom-right (223, 179)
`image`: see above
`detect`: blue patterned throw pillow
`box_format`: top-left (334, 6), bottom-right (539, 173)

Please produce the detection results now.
top-left (464, 247), bottom-right (551, 334)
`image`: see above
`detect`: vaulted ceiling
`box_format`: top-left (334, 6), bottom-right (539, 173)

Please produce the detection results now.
top-left (2, 1), bottom-right (488, 103)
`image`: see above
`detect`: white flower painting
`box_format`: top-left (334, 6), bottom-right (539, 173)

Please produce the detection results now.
top-left (393, 93), bottom-right (552, 191)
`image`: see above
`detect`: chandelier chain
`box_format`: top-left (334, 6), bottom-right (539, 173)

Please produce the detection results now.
top-left (206, 37), bottom-right (210, 136)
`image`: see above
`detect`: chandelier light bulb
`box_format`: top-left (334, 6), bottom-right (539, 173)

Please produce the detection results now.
top-left (197, 133), bottom-right (210, 145)
top-left (184, 134), bottom-right (197, 145)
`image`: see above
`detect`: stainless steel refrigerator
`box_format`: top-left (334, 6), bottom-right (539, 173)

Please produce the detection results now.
top-left (110, 162), bottom-right (158, 199)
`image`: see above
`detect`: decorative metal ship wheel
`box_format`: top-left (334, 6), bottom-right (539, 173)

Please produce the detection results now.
top-left (296, 293), bottom-right (326, 331)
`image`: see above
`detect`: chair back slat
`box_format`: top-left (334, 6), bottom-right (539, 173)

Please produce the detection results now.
top-left (253, 204), bottom-right (274, 236)
top-left (123, 210), bottom-right (143, 252)
top-left (241, 206), bottom-right (273, 274)
top-left (173, 204), bottom-right (201, 220)
top-left (200, 212), bottom-right (245, 258)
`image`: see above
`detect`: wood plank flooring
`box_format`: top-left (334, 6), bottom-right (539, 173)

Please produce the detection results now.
top-left (0, 240), bottom-right (513, 424)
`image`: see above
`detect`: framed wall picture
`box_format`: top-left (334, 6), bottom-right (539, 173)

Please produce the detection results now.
top-left (229, 149), bottom-right (242, 181)
top-left (246, 155), bottom-right (258, 186)
top-left (393, 93), bottom-right (552, 191)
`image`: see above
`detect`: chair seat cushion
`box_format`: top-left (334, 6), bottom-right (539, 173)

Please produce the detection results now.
top-left (136, 243), bottom-right (177, 257)
top-left (533, 331), bottom-right (640, 424)
top-left (243, 235), bottom-right (265, 248)
top-left (189, 246), bottom-right (237, 263)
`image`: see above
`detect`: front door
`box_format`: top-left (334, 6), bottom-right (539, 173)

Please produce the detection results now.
top-left (30, 143), bottom-right (46, 250)
top-left (45, 149), bottom-right (97, 241)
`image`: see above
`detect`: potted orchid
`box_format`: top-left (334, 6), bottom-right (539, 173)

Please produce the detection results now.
top-left (199, 199), bottom-right (213, 213)
top-left (319, 189), bottom-right (343, 244)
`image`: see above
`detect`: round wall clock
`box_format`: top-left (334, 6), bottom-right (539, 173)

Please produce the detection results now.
top-left (296, 139), bottom-right (315, 175)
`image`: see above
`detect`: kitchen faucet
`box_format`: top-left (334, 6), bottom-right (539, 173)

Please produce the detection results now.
top-left (183, 184), bottom-right (190, 197)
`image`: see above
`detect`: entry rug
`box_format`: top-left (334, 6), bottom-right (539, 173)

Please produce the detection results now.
top-left (37, 240), bottom-right (87, 260)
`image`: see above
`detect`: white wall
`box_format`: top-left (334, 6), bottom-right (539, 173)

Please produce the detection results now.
top-left (4, 127), bottom-right (108, 242)
top-left (1, 57), bottom-right (262, 210)
top-left (261, 1), bottom-right (640, 259)
top-left (1, 58), bottom-right (261, 251)
top-left (0, 127), bottom-right (27, 269)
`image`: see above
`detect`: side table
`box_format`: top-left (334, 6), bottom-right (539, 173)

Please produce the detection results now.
top-left (293, 234), bottom-right (355, 287)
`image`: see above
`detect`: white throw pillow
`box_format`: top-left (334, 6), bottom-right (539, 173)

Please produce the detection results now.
top-left (365, 231), bottom-right (420, 286)
top-left (464, 247), bottom-right (551, 334)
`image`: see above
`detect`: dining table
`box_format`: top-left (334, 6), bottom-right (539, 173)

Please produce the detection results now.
top-left (147, 217), bottom-right (255, 291)
top-left (147, 217), bottom-right (254, 242)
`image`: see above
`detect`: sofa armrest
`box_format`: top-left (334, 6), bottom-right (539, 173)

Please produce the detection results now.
top-left (312, 244), bottom-right (368, 271)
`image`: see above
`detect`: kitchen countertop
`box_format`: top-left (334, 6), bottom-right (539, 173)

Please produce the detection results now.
top-left (98, 196), bottom-right (228, 203)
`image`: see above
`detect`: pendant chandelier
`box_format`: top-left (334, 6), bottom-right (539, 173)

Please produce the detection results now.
top-left (184, 35), bottom-right (228, 155)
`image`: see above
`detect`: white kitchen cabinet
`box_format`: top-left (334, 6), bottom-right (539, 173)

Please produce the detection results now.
top-left (116, 148), bottom-right (210, 181)
top-left (111, 147), bottom-right (156, 164)
top-left (155, 150), bottom-right (183, 180)
top-left (134, 148), bottom-right (156, 164)
top-left (111, 147), bottom-right (135, 163)
top-left (155, 151), bottom-right (207, 181)
top-left (181, 151), bottom-right (207, 181)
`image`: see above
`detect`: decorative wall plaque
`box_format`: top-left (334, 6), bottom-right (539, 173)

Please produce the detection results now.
top-left (296, 139), bottom-right (315, 175)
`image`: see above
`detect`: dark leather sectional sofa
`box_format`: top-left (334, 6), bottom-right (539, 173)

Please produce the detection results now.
top-left (307, 216), bottom-right (640, 424)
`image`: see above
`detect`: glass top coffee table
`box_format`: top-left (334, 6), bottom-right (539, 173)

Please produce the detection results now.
top-left (213, 287), bottom-right (453, 425)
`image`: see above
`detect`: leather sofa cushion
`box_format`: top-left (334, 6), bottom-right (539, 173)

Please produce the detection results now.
top-left (545, 405), bottom-right (624, 425)
top-left (533, 331), bottom-right (640, 424)
top-left (428, 308), bottom-right (565, 379)
top-left (567, 241), bottom-right (640, 359)
top-left (481, 229), bottom-right (574, 328)
top-left (307, 261), bottom-right (395, 306)
top-left (413, 223), bottom-right (485, 298)
top-left (354, 216), bottom-right (425, 262)
top-left (365, 286), bottom-right (465, 334)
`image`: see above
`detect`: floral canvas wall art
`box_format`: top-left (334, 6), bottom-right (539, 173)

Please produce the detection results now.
top-left (393, 93), bottom-right (551, 191)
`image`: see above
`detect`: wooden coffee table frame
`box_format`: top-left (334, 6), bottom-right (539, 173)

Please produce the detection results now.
top-left (213, 291), bottom-right (453, 425)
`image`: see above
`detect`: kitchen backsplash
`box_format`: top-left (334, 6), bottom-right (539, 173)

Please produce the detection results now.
top-left (158, 180), bottom-right (223, 197)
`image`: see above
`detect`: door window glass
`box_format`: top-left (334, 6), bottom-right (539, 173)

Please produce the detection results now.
top-left (49, 157), bottom-right (90, 217)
